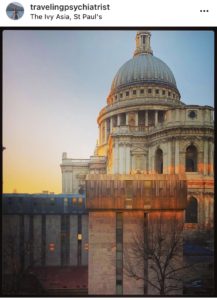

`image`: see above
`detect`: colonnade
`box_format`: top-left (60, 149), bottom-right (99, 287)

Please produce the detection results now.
top-left (99, 110), bottom-right (163, 144)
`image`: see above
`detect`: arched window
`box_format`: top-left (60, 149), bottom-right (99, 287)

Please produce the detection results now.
top-left (186, 145), bottom-right (197, 172)
top-left (155, 148), bottom-right (163, 174)
top-left (185, 197), bottom-right (198, 223)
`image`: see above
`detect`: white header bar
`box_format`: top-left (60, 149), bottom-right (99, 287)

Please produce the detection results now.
top-left (0, 0), bottom-right (216, 27)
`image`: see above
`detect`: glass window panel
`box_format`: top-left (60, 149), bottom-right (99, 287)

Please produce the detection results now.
top-left (116, 243), bottom-right (122, 251)
top-left (116, 229), bottom-right (122, 240)
top-left (116, 268), bottom-right (122, 275)
top-left (116, 219), bottom-right (122, 228)
top-left (116, 260), bottom-right (123, 268)
top-left (116, 284), bottom-right (123, 295)
top-left (77, 234), bottom-right (82, 240)
top-left (116, 273), bottom-right (122, 280)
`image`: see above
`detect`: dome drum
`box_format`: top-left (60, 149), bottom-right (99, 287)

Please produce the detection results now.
top-left (107, 82), bottom-right (180, 105)
top-left (109, 80), bottom-right (179, 95)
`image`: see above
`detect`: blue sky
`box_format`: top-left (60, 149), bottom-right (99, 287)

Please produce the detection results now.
top-left (3, 30), bottom-right (214, 193)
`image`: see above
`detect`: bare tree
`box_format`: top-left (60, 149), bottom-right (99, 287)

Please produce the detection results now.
top-left (124, 213), bottom-right (194, 295)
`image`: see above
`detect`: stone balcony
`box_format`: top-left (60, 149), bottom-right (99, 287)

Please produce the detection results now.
top-left (110, 118), bottom-right (213, 137)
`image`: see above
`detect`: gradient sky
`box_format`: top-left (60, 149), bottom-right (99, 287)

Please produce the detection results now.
top-left (3, 30), bottom-right (214, 194)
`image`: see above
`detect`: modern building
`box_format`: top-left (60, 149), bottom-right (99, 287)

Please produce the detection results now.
top-left (2, 193), bottom-right (89, 294)
top-left (2, 193), bottom-right (88, 268)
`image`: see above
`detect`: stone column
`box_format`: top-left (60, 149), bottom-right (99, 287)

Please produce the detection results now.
top-left (131, 154), bottom-right (135, 171)
top-left (179, 152), bottom-right (185, 174)
top-left (211, 110), bottom-right (214, 122)
top-left (204, 109), bottom-right (208, 124)
top-left (167, 142), bottom-right (171, 174)
top-left (126, 113), bottom-right (129, 126)
top-left (123, 143), bottom-right (126, 174)
top-left (163, 148), bottom-right (168, 175)
top-left (143, 155), bottom-right (147, 173)
top-left (135, 112), bottom-right (139, 126)
top-left (107, 119), bottom-right (110, 137)
top-left (104, 120), bottom-right (108, 143)
top-left (98, 125), bottom-right (101, 145)
top-left (66, 171), bottom-right (70, 194)
top-left (175, 140), bottom-right (180, 174)
top-left (148, 147), bottom-right (153, 173)
top-left (171, 139), bottom-right (175, 174)
top-left (203, 140), bottom-right (208, 175)
top-left (198, 151), bottom-right (203, 174)
top-left (110, 117), bottom-right (113, 133)
top-left (66, 171), bottom-right (72, 193)
top-left (100, 123), bottom-right (103, 145)
top-left (99, 124), bottom-right (101, 145)
top-left (62, 170), bottom-right (66, 193)
top-left (119, 144), bottom-right (124, 174)
top-left (113, 142), bottom-right (118, 174)
top-left (125, 145), bottom-right (131, 174)
top-left (155, 111), bottom-right (158, 126)
top-left (209, 142), bottom-right (214, 175)
top-left (145, 111), bottom-right (148, 127)
top-left (175, 109), bottom-right (179, 122)
top-left (146, 150), bottom-right (149, 174)
top-left (117, 114), bottom-right (121, 126)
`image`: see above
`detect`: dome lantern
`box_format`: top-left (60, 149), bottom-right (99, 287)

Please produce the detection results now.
top-left (134, 31), bottom-right (153, 56)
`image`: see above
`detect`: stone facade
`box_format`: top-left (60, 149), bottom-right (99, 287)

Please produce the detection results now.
top-left (61, 153), bottom-right (106, 194)
top-left (60, 31), bottom-right (214, 295)
top-left (61, 32), bottom-right (214, 232)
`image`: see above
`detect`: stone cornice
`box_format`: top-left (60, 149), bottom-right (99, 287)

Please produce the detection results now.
top-left (111, 125), bottom-right (214, 143)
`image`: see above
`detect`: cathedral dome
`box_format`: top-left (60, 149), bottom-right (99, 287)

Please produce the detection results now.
top-left (109, 31), bottom-right (179, 98)
top-left (111, 53), bottom-right (177, 93)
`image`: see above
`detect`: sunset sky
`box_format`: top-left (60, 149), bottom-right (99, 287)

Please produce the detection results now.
top-left (3, 30), bottom-right (214, 194)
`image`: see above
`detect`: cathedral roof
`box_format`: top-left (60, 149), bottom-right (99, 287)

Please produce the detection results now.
top-left (110, 32), bottom-right (178, 95)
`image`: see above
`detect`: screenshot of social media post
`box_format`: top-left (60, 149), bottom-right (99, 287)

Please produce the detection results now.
top-left (0, 0), bottom-right (216, 297)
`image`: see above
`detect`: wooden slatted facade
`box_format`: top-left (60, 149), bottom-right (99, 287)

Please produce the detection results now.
top-left (86, 174), bottom-right (187, 210)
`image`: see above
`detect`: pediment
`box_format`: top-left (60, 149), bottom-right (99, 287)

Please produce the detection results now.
top-left (131, 145), bottom-right (147, 155)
